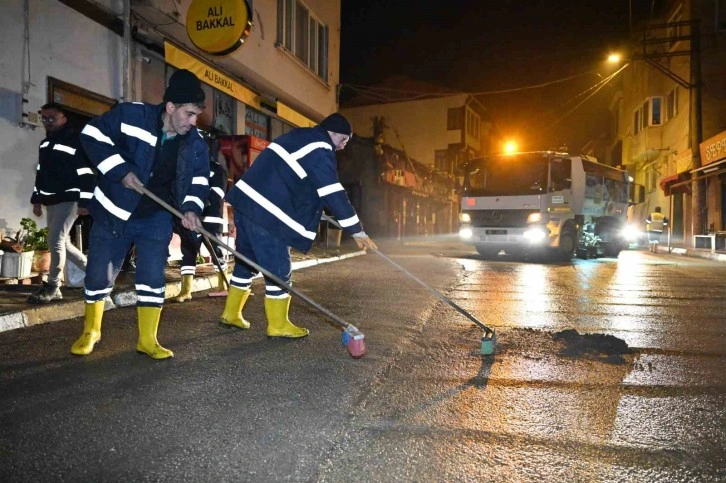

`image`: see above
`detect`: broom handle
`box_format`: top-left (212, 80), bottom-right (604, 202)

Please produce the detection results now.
top-left (137, 186), bottom-right (356, 332)
top-left (321, 214), bottom-right (493, 334)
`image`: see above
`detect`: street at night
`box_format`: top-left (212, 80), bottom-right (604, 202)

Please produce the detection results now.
top-left (1, 241), bottom-right (724, 481)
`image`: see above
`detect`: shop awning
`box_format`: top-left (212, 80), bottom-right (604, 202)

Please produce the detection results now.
top-left (660, 172), bottom-right (691, 196)
top-left (691, 158), bottom-right (726, 174)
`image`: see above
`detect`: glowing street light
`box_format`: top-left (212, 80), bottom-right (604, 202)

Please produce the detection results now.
top-left (607, 53), bottom-right (622, 64)
top-left (503, 141), bottom-right (518, 154)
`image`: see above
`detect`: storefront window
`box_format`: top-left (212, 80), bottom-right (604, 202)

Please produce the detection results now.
top-left (245, 107), bottom-right (269, 139)
top-left (270, 117), bottom-right (294, 139)
top-left (214, 90), bottom-right (234, 134)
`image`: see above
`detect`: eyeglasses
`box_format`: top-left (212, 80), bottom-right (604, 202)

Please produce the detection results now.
top-left (41, 116), bottom-right (58, 124)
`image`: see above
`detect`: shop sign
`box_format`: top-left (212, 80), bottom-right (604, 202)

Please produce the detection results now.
top-left (165, 41), bottom-right (260, 108)
top-left (186, 0), bottom-right (252, 55)
top-left (700, 130), bottom-right (726, 166)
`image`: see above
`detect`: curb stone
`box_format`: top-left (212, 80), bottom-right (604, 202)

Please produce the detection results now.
top-left (0, 250), bottom-right (366, 333)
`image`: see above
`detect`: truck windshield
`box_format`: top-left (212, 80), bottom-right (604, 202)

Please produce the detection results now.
top-left (463, 153), bottom-right (550, 196)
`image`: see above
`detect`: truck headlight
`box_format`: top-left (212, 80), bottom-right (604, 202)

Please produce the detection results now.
top-left (523, 227), bottom-right (547, 242)
top-left (527, 213), bottom-right (543, 223)
top-left (622, 224), bottom-right (640, 241)
top-left (459, 213), bottom-right (471, 223)
top-left (459, 228), bottom-right (473, 239)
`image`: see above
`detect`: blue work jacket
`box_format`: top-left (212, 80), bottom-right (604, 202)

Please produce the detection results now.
top-left (226, 126), bottom-right (363, 253)
top-left (80, 102), bottom-right (210, 235)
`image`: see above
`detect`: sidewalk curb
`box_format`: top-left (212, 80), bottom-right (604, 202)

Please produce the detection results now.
top-left (0, 250), bottom-right (367, 334)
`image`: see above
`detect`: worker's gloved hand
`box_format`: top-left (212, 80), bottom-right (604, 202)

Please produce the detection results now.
top-left (182, 211), bottom-right (202, 232)
top-left (352, 231), bottom-right (378, 250)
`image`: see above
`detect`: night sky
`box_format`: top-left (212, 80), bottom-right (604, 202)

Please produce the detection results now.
top-left (340, 0), bottom-right (661, 154)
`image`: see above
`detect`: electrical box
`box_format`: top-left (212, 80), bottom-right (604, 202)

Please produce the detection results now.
top-left (23, 111), bottom-right (43, 128)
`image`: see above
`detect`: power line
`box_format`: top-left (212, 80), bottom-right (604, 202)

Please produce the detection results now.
top-left (341, 69), bottom-right (598, 103)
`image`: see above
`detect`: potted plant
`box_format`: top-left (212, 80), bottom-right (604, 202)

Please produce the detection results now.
top-left (18, 218), bottom-right (51, 273)
top-left (0, 219), bottom-right (40, 278)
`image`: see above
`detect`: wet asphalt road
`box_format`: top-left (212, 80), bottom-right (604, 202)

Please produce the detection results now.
top-left (0, 241), bottom-right (724, 482)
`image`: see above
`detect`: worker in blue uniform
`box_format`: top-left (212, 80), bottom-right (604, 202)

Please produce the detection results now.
top-left (174, 152), bottom-right (228, 302)
top-left (71, 69), bottom-right (210, 359)
top-left (221, 113), bottom-right (377, 338)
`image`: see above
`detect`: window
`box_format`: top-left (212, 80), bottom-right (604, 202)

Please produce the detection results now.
top-left (633, 97), bottom-right (663, 134)
top-left (447, 107), bottom-right (463, 130)
top-left (277, 0), bottom-right (329, 81)
top-left (650, 97), bottom-right (662, 126)
top-left (466, 108), bottom-right (480, 139)
top-left (245, 107), bottom-right (269, 139)
top-left (666, 87), bottom-right (679, 121)
top-left (434, 149), bottom-right (450, 173)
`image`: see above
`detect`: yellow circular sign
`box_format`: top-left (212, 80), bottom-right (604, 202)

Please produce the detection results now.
top-left (186, 0), bottom-right (252, 55)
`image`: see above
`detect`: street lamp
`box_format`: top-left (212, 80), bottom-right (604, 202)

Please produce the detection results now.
top-left (504, 141), bottom-right (517, 154)
top-left (607, 53), bottom-right (623, 64)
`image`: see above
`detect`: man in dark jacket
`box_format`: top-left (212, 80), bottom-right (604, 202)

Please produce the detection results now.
top-left (220, 113), bottom-right (377, 338)
top-left (173, 151), bottom-right (228, 302)
top-left (71, 69), bottom-right (210, 359)
top-left (28, 103), bottom-right (95, 303)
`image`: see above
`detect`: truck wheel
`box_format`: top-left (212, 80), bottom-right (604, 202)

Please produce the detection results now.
top-left (557, 228), bottom-right (576, 261)
top-left (476, 246), bottom-right (501, 259)
top-left (601, 241), bottom-right (623, 258)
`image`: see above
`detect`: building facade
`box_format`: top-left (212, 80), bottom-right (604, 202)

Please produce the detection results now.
top-left (340, 80), bottom-right (492, 175)
top-left (609, 0), bottom-right (726, 248)
top-left (0, 0), bottom-right (342, 237)
top-left (337, 137), bottom-right (459, 239)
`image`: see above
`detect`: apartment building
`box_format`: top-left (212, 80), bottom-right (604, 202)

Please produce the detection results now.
top-left (608, 0), bottom-right (726, 248)
top-left (0, 0), bottom-right (342, 236)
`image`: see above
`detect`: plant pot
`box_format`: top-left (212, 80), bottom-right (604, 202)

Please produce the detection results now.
top-left (1, 251), bottom-right (34, 278)
top-left (32, 250), bottom-right (51, 273)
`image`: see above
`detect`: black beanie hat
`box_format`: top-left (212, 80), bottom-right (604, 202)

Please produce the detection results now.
top-left (164, 69), bottom-right (206, 105)
top-left (319, 113), bottom-right (352, 136)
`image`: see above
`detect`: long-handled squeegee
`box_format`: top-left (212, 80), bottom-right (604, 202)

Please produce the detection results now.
top-left (322, 214), bottom-right (496, 355)
top-left (138, 186), bottom-right (367, 358)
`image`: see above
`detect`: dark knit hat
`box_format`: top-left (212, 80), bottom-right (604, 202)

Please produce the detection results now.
top-left (319, 113), bottom-right (352, 136)
top-left (164, 69), bottom-right (205, 105)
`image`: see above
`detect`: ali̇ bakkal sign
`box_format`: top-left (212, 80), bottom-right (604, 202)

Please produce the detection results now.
top-left (186, 0), bottom-right (252, 55)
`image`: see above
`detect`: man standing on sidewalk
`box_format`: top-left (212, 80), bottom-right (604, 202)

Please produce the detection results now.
top-left (173, 150), bottom-right (228, 302)
top-left (646, 206), bottom-right (668, 253)
top-left (71, 69), bottom-right (210, 359)
top-left (219, 113), bottom-right (377, 338)
top-left (28, 103), bottom-right (95, 304)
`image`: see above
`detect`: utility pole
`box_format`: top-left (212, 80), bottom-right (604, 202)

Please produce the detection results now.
top-left (689, 10), bottom-right (704, 241)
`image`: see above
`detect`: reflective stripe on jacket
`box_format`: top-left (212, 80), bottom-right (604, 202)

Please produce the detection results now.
top-left (646, 212), bottom-right (667, 232)
top-left (225, 126), bottom-right (363, 253)
top-left (80, 102), bottom-right (210, 235)
top-left (31, 125), bottom-right (95, 208)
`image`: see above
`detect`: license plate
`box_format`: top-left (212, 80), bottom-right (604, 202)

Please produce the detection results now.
top-left (485, 229), bottom-right (507, 235)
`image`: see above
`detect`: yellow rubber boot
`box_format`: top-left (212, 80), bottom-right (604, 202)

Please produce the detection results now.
top-left (265, 296), bottom-right (309, 338)
top-left (136, 306), bottom-right (173, 359)
top-left (220, 286), bottom-right (251, 329)
top-left (70, 301), bottom-right (105, 355)
top-left (174, 274), bottom-right (193, 303)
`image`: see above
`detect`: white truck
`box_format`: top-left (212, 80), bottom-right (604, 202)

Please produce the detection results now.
top-left (458, 151), bottom-right (632, 261)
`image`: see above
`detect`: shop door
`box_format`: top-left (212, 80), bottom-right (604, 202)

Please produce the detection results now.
top-left (672, 193), bottom-right (684, 243)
